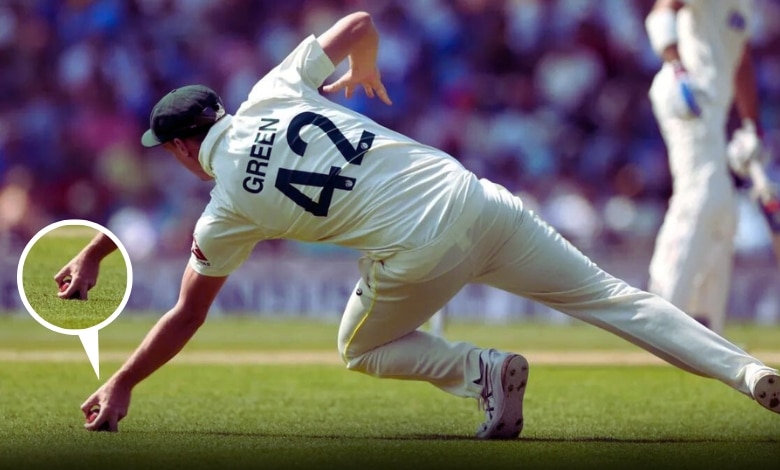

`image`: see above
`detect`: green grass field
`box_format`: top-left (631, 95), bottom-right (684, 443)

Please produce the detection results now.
top-left (19, 227), bottom-right (127, 329)
top-left (0, 316), bottom-right (778, 470)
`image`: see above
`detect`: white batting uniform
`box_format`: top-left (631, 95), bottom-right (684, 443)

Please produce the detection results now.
top-left (648, 0), bottom-right (752, 334)
top-left (191, 36), bottom-right (774, 402)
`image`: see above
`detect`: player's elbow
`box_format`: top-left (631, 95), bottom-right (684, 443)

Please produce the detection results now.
top-left (343, 11), bottom-right (375, 38)
top-left (350, 11), bottom-right (373, 28)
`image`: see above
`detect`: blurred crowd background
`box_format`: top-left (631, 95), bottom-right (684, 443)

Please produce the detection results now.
top-left (2, 0), bottom-right (780, 264)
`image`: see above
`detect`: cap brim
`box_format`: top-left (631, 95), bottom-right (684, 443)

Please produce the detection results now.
top-left (141, 129), bottom-right (162, 147)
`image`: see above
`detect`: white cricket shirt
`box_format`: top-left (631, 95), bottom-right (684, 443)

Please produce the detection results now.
top-left (190, 36), bottom-right (480, 276)
top-left (677, 0), bottom-right (752, 107)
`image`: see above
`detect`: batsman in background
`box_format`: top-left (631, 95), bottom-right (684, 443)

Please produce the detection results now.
top-left (645, 0), bottom-right (767, 335)
top-left (75, 11), bottom-right (779, 437)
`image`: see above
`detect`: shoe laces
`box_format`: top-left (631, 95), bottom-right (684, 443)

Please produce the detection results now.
top-left (478, 394), bottom-right (495, 421)
top-left (477, 356), bottom-right (496, 420)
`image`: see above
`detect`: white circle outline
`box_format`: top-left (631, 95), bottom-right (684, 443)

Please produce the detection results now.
top-left (16, 219), bottom-right (134, 335)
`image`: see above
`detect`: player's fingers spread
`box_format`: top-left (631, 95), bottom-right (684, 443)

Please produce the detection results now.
top-left (322, 73), bottom-right (351, 94)
top-left (365, 76), bottom-right (391, 105)
top-left (322, 80), bottom-right (344, 94)
top-left (363, 84), bottom-right (375, 98)
top-left (376, 84), bottom-right (392, 106)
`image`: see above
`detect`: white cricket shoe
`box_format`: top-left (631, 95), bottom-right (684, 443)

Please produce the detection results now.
top-left (752, 372), bottom-right (780, 415)
top-left (475, 349), bottom-right (529, 439)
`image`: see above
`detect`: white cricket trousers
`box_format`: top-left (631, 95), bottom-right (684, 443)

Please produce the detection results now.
top-left (337, 179), bottom-right (774, 399)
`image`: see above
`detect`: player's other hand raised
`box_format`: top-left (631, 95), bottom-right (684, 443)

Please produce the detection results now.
top-left (323, 66), bottom-right (393, 106)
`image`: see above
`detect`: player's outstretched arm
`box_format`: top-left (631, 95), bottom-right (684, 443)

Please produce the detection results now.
top-left (319, 11), bottom-right (392, 105)
top-left (54, 232), bottom-right (118, 300)
top-left (81, 265), bottom-right (227, 432)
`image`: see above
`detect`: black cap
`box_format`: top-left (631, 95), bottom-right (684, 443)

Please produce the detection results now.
top-left (141, 85), bottom-right (225, 147)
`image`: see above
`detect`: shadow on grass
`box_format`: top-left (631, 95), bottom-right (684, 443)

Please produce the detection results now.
top-left (143, 429), bottom-right (780, 444)
top-left (521, 436), bottom-right (780, 444)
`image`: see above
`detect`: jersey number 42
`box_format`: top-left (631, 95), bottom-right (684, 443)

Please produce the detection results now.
top-left (275, 111), bottom-right (374, 217)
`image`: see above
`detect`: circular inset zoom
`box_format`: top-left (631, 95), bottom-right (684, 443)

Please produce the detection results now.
top-left (18, 220), bottom-right (132, 331)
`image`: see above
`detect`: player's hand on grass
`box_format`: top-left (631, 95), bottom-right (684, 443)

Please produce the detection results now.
top-left (54, 253), bottom-right (100, 301)
top-left (323, 64), bottom-right (392, 106)
top-left (81, 380), bottom-right (131, 432)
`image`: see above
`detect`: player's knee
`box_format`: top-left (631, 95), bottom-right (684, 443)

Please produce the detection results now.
top-left (337, 337), bottom-right (357, 365)
top-left (337, 325), bottom-right (366, 358)
top-left (340, 348), bottom-right (369, 373)
top-left (337, 340), bottom-right (369, 372)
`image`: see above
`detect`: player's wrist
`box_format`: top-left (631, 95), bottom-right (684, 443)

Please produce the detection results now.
top-left (111, 370), bottom-right (138, 393)
top-left (83, 233), bottom-right (118, 261)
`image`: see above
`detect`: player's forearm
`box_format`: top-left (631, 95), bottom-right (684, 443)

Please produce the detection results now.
top-left (110, 266), bottom-right (224, 389)
top-left (82, 232), bottom-right (118, 262)
top-left (111, 304), bottom-right (206, 389)
top-left (319, 11), bottom-right (379, 68)
top-left (734, 45), bottom-right (761, 132)
top-left (344, 14), bottom-right (380, 71)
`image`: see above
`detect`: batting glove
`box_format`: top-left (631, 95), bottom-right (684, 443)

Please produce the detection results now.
top-left (727, 119), bottom-right (764, 178)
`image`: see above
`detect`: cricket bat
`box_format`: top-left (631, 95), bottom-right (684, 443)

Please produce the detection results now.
top-left (748, 158), bottom-right (780, 261)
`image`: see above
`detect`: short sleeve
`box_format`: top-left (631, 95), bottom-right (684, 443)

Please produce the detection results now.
top-left (189, 211), bottom-right (259, 277)
top-left (246, 35), bottom-right (336, 103)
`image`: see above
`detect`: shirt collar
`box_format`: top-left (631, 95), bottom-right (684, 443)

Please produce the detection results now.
top-left (198, 114), bottom-right (233, 178)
